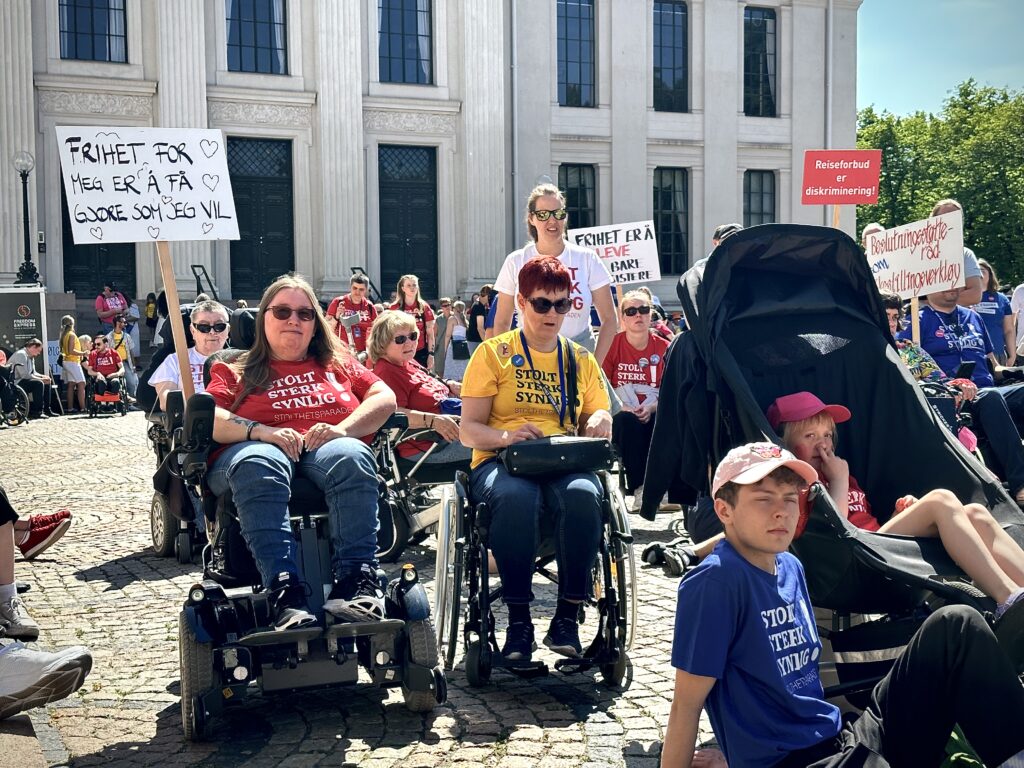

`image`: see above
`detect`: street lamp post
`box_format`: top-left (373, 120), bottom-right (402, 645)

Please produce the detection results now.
top-left (12, 150), bottom-right (40, 285)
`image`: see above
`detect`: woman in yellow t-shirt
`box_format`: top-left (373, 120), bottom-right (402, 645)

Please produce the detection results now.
top-left (59, 315), bottom-right (86, 413)
top-left (460, 256), bottom-right (612, 663)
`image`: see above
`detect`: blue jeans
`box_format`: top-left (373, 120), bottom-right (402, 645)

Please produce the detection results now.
top-left (208, 437), bottom-right (380, 585)
top-left (470, 460), bottom-right (602, 604)
top-left (970, 388), bottom-right (1024, 494)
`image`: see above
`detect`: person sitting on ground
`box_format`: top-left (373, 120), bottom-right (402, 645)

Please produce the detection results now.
top-left (84, 335), bottom-right (124, 397)
top-left (205, 274), bottom-right (397, 630)
top-left (601, 289), bottom-right (670, 512)
top-left (7, 339), bottom-right (56, 420)
top-left (59, 315), bottom-right (87, 414)
top-left (368, 310), bottom-right (471, 468)
top-left (148, 300), bottom-right (230, 410)
top-left (460, 256), bottom-right (613, 661)
top-left (661, 441), bottom-right (1024, 768)
top-left (105, 315), bottom-right (139, 401)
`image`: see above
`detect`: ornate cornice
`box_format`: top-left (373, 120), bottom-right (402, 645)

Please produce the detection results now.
top-left (37, 89), bottom-right (152, 118)
top-left (208, 99), bottom-right (313, 128)
top-left (363, 108), bottom-right (457, 135)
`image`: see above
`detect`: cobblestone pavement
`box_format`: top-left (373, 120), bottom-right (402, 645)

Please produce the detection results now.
top-left (0, 413), bottom-right (714, 767)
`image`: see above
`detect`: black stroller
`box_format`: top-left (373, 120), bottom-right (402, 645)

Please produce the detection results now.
top-left (646, 223), bottom-right (1024, 698)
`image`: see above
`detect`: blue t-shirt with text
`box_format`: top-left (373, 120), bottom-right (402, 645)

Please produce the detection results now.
top-left (672, 541), bottom-right (840, 767)
top-left (974, 290), bottom-right (1012, 357)
top-left (900, 305), bottom-right (993, 387)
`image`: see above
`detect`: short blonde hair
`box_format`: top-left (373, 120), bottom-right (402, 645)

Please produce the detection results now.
top-left (780, 412), bottom-right (838, 450)
top-left (367, 310), bottom-right (418, 364)
top-left (620, 289), bottom-right (652, 310)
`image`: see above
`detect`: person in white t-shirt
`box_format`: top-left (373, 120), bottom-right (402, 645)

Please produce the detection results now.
top-left (490, 183), bottom-right (618, 364)
top-left (148, 301), bottom-right (230, 409)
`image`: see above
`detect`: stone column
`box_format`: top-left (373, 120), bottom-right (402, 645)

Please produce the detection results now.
top-left (609, 2), bottom-right (647, 222)
top-left (156, 0), bottom-right (213, 295)
top-left (702, 0), bottom-right (740, 232)
top-left (461, 2), bottom-right (507, 284)
top-left (317, 1), bottom-right (365, 299)
top-left (0, 0), bottom-right (38, 281)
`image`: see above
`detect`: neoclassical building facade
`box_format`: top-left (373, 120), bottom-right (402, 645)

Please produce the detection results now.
top-left (0, 0), bottom-right (861, 304)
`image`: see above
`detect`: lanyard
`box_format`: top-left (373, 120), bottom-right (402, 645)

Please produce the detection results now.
top-left (519, 330), bottom-right (568, 429)
top-left (926, 305), bottom-right (971, 352)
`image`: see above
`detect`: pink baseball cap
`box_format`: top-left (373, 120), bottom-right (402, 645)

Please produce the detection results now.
top-left (766, 392), bottom-right (851, 431)
top-left (711, 442), bottom-right (818, 498)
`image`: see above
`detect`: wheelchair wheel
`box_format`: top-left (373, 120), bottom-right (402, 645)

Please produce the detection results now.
top-left (2, 385), bottom-right (29, 426)
top-left (606, 480), bottom-right (638, 653)
top-left (151, 492), bottom-right (176, 558)
top-left (176, 531), bottom-right (193, 565)
top-left (465, 639), bottom-right (491, 687)
top-left (433, 487), bottom-right (464, 670)
top-left (178, 611), bottom-right (213, 741)
top-left (402, 618), bottom-right (441, 712)
top-left (601, 649), bottom-right (629, 687)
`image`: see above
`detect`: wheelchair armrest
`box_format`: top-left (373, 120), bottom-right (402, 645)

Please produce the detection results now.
top-left (179, 393), bottom-right (216, 483)
top-left (382, 412), bottom-right (408, 431)
top-left (165, 390), bottom-right (186, 433)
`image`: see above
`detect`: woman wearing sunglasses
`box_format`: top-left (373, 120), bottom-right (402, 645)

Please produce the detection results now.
top-left (601, 289), bottom-right (671, 512)
top-left (490, 183), bottom-right (618, 365)
top-left (148, 300), bottom-right (230, 409)
top-left (368, 310), bottom-right (471, 467)
top-left (205, 275), bottom-right (397, 631)
top-left (461, 256), bottom-right (613, 662)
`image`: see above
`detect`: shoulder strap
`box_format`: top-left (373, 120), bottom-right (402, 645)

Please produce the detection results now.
top-left (565, 338), bottom-right (579, 429)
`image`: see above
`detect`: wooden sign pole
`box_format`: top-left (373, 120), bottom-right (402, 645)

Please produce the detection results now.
top-left (910, 295), bottom-right (921, 346)
top-left (832, 204), bottom-right (841, 229)
top-left (156, 241), bottom-right (196, 399)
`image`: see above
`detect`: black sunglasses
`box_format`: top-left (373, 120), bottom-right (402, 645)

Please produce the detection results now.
top-left (193, 322), bottom-right (228, 334)
top-left (268, 305), bottom-right (316, 322)
top-left (393, 331), bottom-right (420, 344)
top-left (526, 296), bottom-right (573, 315)
top-left (622, 305), bottom-right (651, 317)
top-left (531, 208), bottom-right (568, 222)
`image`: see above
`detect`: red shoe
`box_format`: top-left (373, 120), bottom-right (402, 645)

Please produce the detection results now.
top-left (28, 509), bottom-right (72, 530)
top-left (18, 518), bottom-right (72, 560)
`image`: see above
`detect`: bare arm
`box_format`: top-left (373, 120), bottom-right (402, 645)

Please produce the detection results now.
top-left (592, 285), bottom-right (618, 365)
top-left (426, 319), bottom-right (436, 353)
top-left (335, 380), bottom-right (397, 439)
top-left (475, 312), bottom-right (486, 340)
top-left (1004, 314), bottom-right (1016, 365)
top-left (661, 669), bottom-right (716, 768)
top-left (459, 395), bottom-right (543, 450)
top-left (212, 406), bottom-right (306, 461)
top-left (491, 293), bottom-right (514, 337)
top-left (154, 380), bottom-right (176, 410)
top-left (958, 275), bottom-right (983, 307)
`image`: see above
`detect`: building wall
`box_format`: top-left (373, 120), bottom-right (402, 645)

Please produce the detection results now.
top-left (1, 0), bottom-right (860, 306)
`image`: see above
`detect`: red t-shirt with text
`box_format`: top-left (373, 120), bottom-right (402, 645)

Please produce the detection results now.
top-left (388, 301), bottom-right (435, 352)
top-left (601, 332), bottom-right (671, 403)
top-left (797, 474), bottom-right (881, 538)
top-left (327, 295), bottom-right (378, 352)
top-left (88, 348), bottom-right (122, 376)
top-left (372, 357), bottom-right (451, 457)
top-left (205, 356), bottom-right (381, 445)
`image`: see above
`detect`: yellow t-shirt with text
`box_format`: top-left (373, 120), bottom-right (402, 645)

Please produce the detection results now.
top-left (461, 330), bottom-right (610, 469)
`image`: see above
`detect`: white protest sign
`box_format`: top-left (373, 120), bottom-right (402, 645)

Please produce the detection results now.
top-left (55, 126), bottom-right (239, 244)
top-left (865, 210), bottom-right (965, 300)
top-left (568, 220), bottom-right (662, 285)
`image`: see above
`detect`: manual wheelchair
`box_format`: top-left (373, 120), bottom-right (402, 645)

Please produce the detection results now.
top-left (173, 393), bottom-right (447, 741)
top-left (433, 468), bottom-right (637, 687)
top-left (85, 374), bottom-right (128, 417)
top-left (0, 363), bottom-right (30, 426)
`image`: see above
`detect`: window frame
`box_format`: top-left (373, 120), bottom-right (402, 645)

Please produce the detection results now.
top-left (557, 0), bottom-right (597, 109)
top-left (743, 170), bottom-right (776, 227)
top-left (558, 163), bottom-right (597, 230)
top-left (652, 167), bottom-right (689, 274)
top-left (377, 0), bottom-right (434, 86)
top-left (225, 0), bottom-right (289, 76)
top-left (652, 1), bottom-right (688, 114)
top-left (743, 6), bottom-right (778, 118)
top-left (58, 0), bottom-right (128, 64)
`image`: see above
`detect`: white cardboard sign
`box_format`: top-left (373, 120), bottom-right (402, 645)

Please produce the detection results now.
top-left (55, 126), bottom-right (239, 244)
top-left (865, 210), bottom-right (965, 300)
top-left (568, 220), bottom-right (662, 285)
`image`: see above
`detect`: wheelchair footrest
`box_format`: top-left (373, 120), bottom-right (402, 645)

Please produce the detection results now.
top-left (239, 626), bottom-right (323, 647)
top-left (325, 618), bottom-right (404, 641)
top-left (554, 657), bottom-right (597, 675)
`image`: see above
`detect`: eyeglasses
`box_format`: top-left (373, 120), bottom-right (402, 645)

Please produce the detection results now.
top-left (526, 296), bottom-right (573, 315)
top-left (268, 305), bottom-right (316, 322)
top-left (622, 305), bottom-right (651, 317)
top-left (531, 208), bottom-right (568, 222)
top-left (392, 331), bottom-right (420, 344)
top-left (193, 322), bottom-right (228, 334)
top-left (94, 339), bottom-right (105, 345)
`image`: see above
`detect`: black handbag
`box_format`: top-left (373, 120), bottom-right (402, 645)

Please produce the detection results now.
top-left (452, 339), bottom-right (470, 360)
top-left (497, 336), bottom-right (613, 477)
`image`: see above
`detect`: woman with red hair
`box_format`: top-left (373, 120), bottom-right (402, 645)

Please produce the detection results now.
top-left (460, 256), bottom-right (612, 662)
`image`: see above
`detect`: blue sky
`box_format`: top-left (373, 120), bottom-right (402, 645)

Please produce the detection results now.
top-left (857, 0), bottom-right (1024, 115)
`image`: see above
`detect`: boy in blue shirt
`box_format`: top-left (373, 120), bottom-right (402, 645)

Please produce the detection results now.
top-left (662, 442), bottom-right (1024, 768)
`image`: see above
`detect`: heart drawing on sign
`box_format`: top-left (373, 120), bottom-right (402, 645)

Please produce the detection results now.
top-left (200, 139), bottom-right (219, 158)
top-left (202, 222), bottom-right (214, 234)
top-left (148, 226), bottom-right (160, 239)
top-left (202, 174), bottom-right (219, 191)
top-left (90, 227), bottom-right (103, 240)
top-left (161, 195), bottom-right (172, 204)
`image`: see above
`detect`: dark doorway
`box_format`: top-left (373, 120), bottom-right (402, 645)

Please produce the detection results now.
top-left (61, 185), bottom-right (136, 300)
top-left (227, 137), bottom-right (294, 299)
top-left (378, 145), bottom-right (438, 301)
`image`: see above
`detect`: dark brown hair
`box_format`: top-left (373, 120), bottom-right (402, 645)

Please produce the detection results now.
top-left (714, 466), bottom-right (807, 506)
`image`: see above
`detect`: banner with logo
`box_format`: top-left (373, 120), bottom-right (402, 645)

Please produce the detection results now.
top-left (0, 286), bottom-right (49, 373)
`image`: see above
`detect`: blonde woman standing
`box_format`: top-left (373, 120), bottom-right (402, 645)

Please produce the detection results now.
top-left (388, 274), bottom-right (436, 368)
top-left (442, 300), bottom-right (471, 381)
top-left (59, 315), bottom-right (86, 413)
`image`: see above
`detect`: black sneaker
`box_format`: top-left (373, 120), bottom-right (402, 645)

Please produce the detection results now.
top-left (502, 621), bottom-right (536, 662)
top-left (543, 616), bottom-right (582, 658)
top-left (266, 572), bottom-right (317, 631)
top-left (324, 564), bottom-right (385, 622)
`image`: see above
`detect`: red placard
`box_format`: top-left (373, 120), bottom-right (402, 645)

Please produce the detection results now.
top-left (801, 149), bottom-right (881, 205)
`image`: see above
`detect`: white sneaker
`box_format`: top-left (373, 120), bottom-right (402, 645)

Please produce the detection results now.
top-left (630, 486), bottom-right (644, 513)
top-left (0, 643), bottom-right (93, 720)
top-left (0, 596), bottom-right (39, 641)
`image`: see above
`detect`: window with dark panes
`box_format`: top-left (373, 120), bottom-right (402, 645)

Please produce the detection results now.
top-left (227, 0), bottom-right (288, 75)
top-left (59, 0), bottom-right (127, 63)
top-left (378, 0), bottom-right (433, 85)
top-left (653, 2), bottom-right (688, 113)
top-left (743, 7), bottom-right (777, 117)
top-left (557, 0), bottom-right (596, 108)
top-left (558, 164), bottom-right (597, 229)
top-left (743, 170), bottom-right (776, 226)
top-left (653, 168), bottom-right (689, 273)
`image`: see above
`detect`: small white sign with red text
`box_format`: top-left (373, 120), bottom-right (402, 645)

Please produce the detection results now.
top-left (568, 220), bottom-right (662, 285)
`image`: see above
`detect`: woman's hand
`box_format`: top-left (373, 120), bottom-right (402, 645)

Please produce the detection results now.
top-left (257, 425), bottom-right (306, 461)
top-left (949, 378), bottom-right (978, 401)
top-left (583, 410), bottom-right (613, 439)
top-left (303, 421), bottom-right (346, 451)
top-left (502, 423), bottom-right (545, 446)
top-left (894, 495), bottom-right (918, 514)
top-left (817, 441), bottom-right (848, 484)
top-left (635, 401), bottom-right (657, 424)
top-left (431, 414), bottom-right (461, 442)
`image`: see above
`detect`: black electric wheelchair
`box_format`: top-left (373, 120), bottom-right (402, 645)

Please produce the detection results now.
top-left (0, 363), bottom-right (30, 426)
top-left (432, 467), bottom-right (637, 687)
